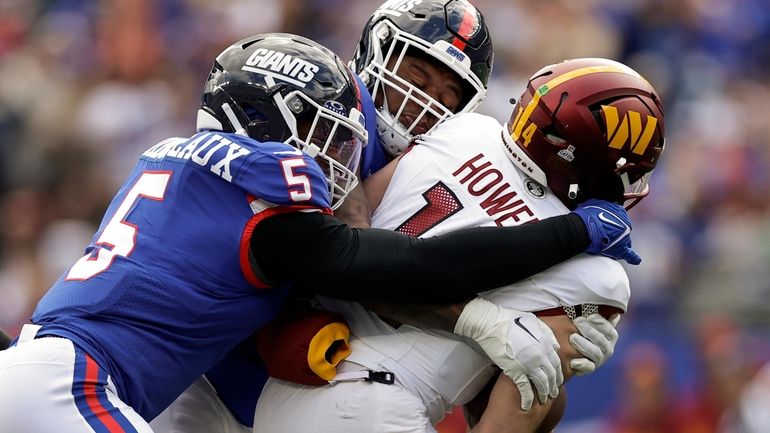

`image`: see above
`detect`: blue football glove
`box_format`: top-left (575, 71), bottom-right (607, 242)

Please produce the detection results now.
top-left (571, 199), bottom-right (641, 265)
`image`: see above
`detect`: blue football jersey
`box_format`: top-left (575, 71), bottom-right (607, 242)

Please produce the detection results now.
top-left (354, 74), bottom-right (390, 180)
top-left (204, 75), bottom-right (391, 428)
top-left (32, 132), bottom-right (331, 420)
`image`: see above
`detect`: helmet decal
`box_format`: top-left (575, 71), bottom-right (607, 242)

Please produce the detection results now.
top-left (557, 145), bottom-right (576, 162)
top-left (444, 44), bottom-right (467, 62)
top-left (601, 105), bottom-right (658, 155)
top-left (242, 48), bottom-right (320, 87)
top-left (374, 0), bottom-right (423, 18)
top-left (448, 0), bottom-right (481, 50)
top-left (323, 100), bottom-right (347, 116)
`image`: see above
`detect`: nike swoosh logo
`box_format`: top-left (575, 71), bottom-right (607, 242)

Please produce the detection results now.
top-left (597, 211), bottom-right (624, 229)
top-left (514, 317), bottom-right (539, 341)
top-left (597, 212), bottom-right (631, 249)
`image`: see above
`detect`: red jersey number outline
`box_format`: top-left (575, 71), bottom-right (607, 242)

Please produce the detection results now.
top-left (281, 157), bottom-right (313, 203)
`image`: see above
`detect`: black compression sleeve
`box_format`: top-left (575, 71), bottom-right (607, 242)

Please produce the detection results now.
top-left (0, 328), bottom-right (11, 350)
top-left (251, 212), bottom-right (589, 304)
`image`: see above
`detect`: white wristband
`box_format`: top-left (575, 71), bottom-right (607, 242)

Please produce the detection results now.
top-left (454, 298), bottom-right (500, 340)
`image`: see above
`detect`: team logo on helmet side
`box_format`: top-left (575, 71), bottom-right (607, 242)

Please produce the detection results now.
top-left (374, 0), bottom-right (422, 17)
top-left (242, 48), bottom-right (319, 87)
top-left (445, 45), bottom-right (467, 62)
top-left (524, 178), bottom-right (547, 199)
top-left (601, 105), bottom-right (658, 155)
top-left (324, 100), bottom-right (348, 116)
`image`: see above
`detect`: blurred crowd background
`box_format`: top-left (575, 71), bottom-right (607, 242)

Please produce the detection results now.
top-left (1, 0), bottom-right (770, 432)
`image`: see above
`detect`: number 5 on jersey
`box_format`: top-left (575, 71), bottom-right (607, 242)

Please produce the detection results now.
top-left (281, 157), bottom-right (312, 202)
top-left (66, 172), bottom-right (172, 281)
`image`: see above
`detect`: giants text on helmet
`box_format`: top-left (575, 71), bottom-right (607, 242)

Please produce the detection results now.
top-left (243, 48), bottom-right (320, 87)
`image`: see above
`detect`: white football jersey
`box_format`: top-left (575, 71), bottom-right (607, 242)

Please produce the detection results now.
top-left (321, 112), bottom-right (630, 424)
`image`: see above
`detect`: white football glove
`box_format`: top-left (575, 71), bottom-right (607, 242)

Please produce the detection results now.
top-left (454, 298), bottom-right (563, 411)
top-left (569, 313), bottom-right (621, 375)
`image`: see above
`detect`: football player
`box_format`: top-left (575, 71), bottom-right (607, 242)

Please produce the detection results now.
top-left (251, 57), bottom-right (666, 433)
top-left (0, 33), bottom-right (636, 433)
top-left (352, 0), bottom-right (493, 172)
top-left (156, 2), bottom-right (634, 433)
top-left (337, 0), bottom-right (495, 226)
top-left (153, 2), bottom-right (497, 430)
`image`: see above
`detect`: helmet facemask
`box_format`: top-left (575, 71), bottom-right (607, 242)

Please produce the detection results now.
top-left (277, 89), bottom-right (366, 211)
top-left (363, 20), bottom-right (486, 156)
top-left (614, 158), bottom-right (654, 209)
top-left (201, 82), bottom-right (365, 211)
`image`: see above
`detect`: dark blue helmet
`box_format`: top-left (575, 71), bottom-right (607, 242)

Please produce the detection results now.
top-left (198, 33), bottom-right (368, 209)
top-left (351, 0), bottom-right (494, 156)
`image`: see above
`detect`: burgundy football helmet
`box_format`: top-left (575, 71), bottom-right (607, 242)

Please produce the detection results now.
top-left (502, 58), bottom-right (665, 209)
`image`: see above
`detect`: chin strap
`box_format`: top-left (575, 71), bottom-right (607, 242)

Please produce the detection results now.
top-left (221, 102), bottom-right (248, 137)
top-left (265, 76), bottom-right (300, 140)
top-left (616, 157), bottom-right (632, 189)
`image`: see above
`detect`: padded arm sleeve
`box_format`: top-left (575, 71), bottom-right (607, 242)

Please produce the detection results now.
top-left (250, 212), bottom-right (589, 304)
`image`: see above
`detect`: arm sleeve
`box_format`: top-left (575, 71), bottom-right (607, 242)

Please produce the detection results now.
top-left (0, 328), bottom-right (12, 350)
top-left (250, 212), bottom-right (589, 304)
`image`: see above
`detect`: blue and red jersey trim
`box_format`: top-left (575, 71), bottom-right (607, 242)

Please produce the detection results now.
top-left (72, 347), bottom-right (138, 433)
top-left (239, 199), bottom-right (332, 289)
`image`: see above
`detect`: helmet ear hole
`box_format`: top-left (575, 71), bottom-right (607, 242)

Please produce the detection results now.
top-left (585, 171), bottom-right (624, 204)
top-left (590, 108), bottom-right (605, 130)
top-left (295, 110), bottom-right (317, 141)
top-left (541, 125), bottom-right (567, 145)
top-left (240, 103), bottom-right (267, 122)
